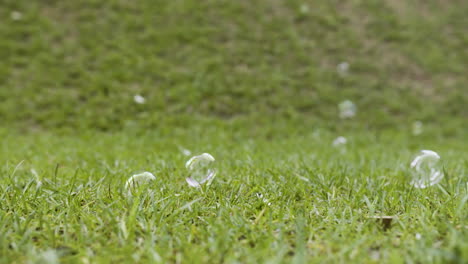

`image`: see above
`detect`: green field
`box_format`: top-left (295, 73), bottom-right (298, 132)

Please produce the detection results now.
top-left (1, 0), bottom-right (467, 263)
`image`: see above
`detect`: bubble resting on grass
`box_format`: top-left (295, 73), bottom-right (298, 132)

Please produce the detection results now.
top-left (125, 172), bottom-right (156, 189)
top-left (133, 94), bottom-right (146, 104)
top-left (299, 4), bottom-right (309, 14)
top-left (337, 62), bottom-right (350, 76)
top-left (332, 136), bottom-right (347, 146)
top-left (185, 153), bottom-right (216, 188)
top-left (179, 147), bottom-right (192, 156)
top-left (11, 11), bottom-right (22, 21)
top-left (412, 121), bottom-right (423, 135)
top-left (338, 100), bottom-right (356, 119)
top-left (410, 150), bottom-right (443, 188)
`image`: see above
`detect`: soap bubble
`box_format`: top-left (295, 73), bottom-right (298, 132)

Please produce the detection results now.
top-left (332, 136), bottom-right (347, 146)
top-left (185, 153), bottom-right (216, 187)
top-left (338, 100), bottom-right (356, 119)
top-left (133, 94), bottom-right (146, 104)
top-left (410, 150), bottom-right (443, 188)
top-left (412, 121), bottom-right (423, 135)
top-left (125, 172), bottom-right (156, 189)
top-left (337, 62), bottom-right (349, 76)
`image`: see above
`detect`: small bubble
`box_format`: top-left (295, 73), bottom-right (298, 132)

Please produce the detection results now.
top-left (185, 153), bottom-right (216, 187)
top-left (338, 100), bottom-right (356, 119)
top-left (125, 172), bottom-right (156, 190)
top-left (410, 150), bottom-right (443, 188)
top-left (337, 62), bottom-right (350, 76)
top-left (133, 94), bottom-right (146, 104)
top-left (299, 4), bottom-right (309, 14)
top-left (179, 147), bottom-right (191, 156)
top-left (11, 11), bottom-right (22, 21)
top-left (332, 136), bottom-right (347, 146)
top-left (412, 121), bottom-right (423, 135)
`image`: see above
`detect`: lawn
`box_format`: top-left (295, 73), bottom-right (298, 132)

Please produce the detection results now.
top-left (1, 130), bottom-right (467, 263)
top-left (1, 0), bottom-right (467, 263)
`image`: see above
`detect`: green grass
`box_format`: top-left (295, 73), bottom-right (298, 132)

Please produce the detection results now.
top-left (1, 0), bottom-right (467, 263)
top-left (0, 130), bottom-right (467, 263)
top-left (1, 0), bottom-right (467, 131)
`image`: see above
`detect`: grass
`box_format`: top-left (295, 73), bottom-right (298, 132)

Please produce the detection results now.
top-left (1, 0), bottom-right (467, 263)
top-left (0, 0), bottom-right (467, 131)
top-left (0, 130), bottom-right (467, 263)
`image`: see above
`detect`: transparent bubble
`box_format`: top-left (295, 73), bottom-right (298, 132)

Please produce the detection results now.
top-left (338, 100), bottom-right (356, 119)
top-left (337, 62), bottom-right (350, 76)
top-left (125, 172), bottom-right (156, 189)
top-left (410, 150), bottom-right (443, 188)
top-left (180, 147), bottom-right (191, 156)
top-left (185, 153), bottom-right (216, 187)
top-left (299, 4), bottom-right (309, 14)
top-left (412, 121), bottom-right (423, 135)
top-left (11, 11), bottom-right (22, 21)
top-left (332, 136), bottom-right (347, 146)
top-left (133, 94), bottom-right (146, 104)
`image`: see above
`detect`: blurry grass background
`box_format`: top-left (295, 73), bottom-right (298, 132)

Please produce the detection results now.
top-left (1, 0), bottom-right (467, 135)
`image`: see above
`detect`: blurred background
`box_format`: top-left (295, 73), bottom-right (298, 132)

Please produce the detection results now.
top-left (1, 0), bottom-right (467, 136)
